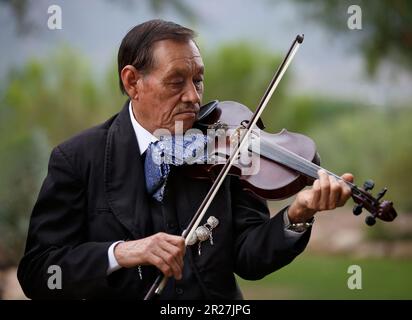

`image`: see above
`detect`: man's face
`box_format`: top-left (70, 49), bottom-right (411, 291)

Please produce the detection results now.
top-left (134, 39), bottom-right (204, 134)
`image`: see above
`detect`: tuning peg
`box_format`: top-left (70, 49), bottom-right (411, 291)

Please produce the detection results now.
top-left (376, 187), bottom-right (387, 201)
top-left (363, 180), bottom-right (375, 191)
top-left (353, 204), bottom-right (363, 216)
top-left (365, 215), bottom-right (376, 226)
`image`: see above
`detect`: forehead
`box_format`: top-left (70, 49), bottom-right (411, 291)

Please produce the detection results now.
top-left (151, 39), bottom-right (204, 74)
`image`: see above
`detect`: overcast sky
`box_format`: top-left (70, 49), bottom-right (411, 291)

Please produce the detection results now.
top-left (1, 0), bottom-right (411, 107)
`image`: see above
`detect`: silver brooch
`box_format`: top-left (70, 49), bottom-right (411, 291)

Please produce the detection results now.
top-left (186, 216), bottom-right (219, 255)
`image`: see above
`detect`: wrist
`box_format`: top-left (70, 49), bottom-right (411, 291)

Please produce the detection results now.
top-left (288, 201), bottom-right (316, 224)
top-left (114, 241), bottom-right (139, 268)
top-left (107, 241), bottom-right (124, 275)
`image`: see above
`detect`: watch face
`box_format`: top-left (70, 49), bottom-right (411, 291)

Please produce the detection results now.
top-left (288, 223), bottom-right (310, 233)
top-left (289, 226), bottom-right (306, 233)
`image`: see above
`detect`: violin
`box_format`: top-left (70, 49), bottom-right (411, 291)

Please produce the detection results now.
top-left (193, 99), bottom-right (397, 226)
top-left (144, 34), bottom-right (397, 300)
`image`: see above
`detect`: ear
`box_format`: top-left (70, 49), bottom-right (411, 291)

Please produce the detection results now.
top-left (121, 65), bottom-right (142, 100)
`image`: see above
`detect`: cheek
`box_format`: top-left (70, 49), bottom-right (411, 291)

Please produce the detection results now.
top-left (142, 87), bottom-right (170, 120)
top-left (155, 100), bottom-right (179, 126)
top-left (143, 82), bottom-right (182, 127)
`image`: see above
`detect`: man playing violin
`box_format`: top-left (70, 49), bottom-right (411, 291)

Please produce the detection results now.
top-left (18, 19), bottom-right (353, 299)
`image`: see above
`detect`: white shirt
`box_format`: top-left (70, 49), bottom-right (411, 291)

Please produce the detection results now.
top-left (106, 101), bottom-right (307, 275)
top-left (128, 101), bottom-right (158, 155)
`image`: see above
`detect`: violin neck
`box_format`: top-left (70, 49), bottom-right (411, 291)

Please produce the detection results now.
top-left (254, 136), bottom-right (355, 188)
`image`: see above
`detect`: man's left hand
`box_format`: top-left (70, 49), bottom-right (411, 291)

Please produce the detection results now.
top-left (288, 170), bottom-right (354, 224)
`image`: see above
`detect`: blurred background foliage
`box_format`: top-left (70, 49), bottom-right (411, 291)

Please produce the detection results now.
top-left (291, 0), bottom-right (412, 75)
top-left (0, 0), bottom-right (411, 299)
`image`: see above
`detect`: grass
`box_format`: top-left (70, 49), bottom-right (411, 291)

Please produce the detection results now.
top-left (237, 253), bottom-right (412, 299)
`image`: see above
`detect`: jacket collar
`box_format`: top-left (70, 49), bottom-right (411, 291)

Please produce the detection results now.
top-left (104, 99), bottom-right (153, 239)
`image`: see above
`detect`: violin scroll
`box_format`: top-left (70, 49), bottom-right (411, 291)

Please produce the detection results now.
top-left (351, 179), bottom-right (397, 226)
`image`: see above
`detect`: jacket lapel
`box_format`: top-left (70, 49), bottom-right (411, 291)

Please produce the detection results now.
top-left (104, 100), bottom-right (152, 239)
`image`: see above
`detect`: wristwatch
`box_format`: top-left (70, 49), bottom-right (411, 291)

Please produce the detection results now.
top-left (286, 217), bottom-right (314, 233)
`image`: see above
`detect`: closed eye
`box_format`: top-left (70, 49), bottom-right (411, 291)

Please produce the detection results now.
top-left (168, 80), bottom-right (185, 88)
top-left (194, 78), bottom-right (203, 89)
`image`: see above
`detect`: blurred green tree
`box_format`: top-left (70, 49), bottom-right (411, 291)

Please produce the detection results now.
top-left (202, 42), bottom-right (286, 118)
top-left (0, 48), bottom-right (125, 265)
top-left (291, 0), bottom-right (412, 75)
top-left (3, 47), bottom-right (123, 145)
top-left (0, 129), bottom-right (49, 266)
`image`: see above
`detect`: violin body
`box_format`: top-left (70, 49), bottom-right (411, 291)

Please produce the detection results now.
top-left (191, 100), bottom-right (396, 225)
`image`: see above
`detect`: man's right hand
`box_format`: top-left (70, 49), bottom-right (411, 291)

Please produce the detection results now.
top-left (114, 232), bottom-right (185, 280)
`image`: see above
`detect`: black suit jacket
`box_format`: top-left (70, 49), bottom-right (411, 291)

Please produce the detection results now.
top-left (17, 101), bottom-right (311, 299)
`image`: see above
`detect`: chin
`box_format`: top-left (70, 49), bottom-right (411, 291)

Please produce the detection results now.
top-left (172, 114), bottom-right (197, 133)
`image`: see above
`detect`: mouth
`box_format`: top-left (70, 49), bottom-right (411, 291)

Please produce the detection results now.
top-left (178, 111), bottom-right (197, 116)
top-left (175, 109), bottom-right (199, 118)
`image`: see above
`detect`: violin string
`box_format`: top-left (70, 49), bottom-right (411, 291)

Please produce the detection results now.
top-left (258, 141), bottom-right (319, 178)
top-left (254, 137), bottom-right (381, 212)
top-left (256, 136), bottom-right (320, 177)
top-left (255, 136), bottom-right (357, 189)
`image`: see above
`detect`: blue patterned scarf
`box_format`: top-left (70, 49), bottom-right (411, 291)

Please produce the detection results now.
top-left (144, 133), bottom-right (211, 202)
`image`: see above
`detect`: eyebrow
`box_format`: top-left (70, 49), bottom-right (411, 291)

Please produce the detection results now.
top-left (197, 65), bottom-right (205, 75)
top-left (164, 65), bottom-right (204, 79)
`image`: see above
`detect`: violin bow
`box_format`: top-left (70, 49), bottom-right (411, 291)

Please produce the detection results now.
top-left (144, 34), bottom-right (305, 300)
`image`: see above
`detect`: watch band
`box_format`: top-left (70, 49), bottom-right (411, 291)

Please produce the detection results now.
top-left (287, 218), bottom-right (314, 233)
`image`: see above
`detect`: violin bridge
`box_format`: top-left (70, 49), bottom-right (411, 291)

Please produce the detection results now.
top-left (208, 120), bottom-right (228, 131)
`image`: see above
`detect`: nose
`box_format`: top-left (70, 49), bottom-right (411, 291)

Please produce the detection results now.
top-left (181, 82), bottom-right (201, 106)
